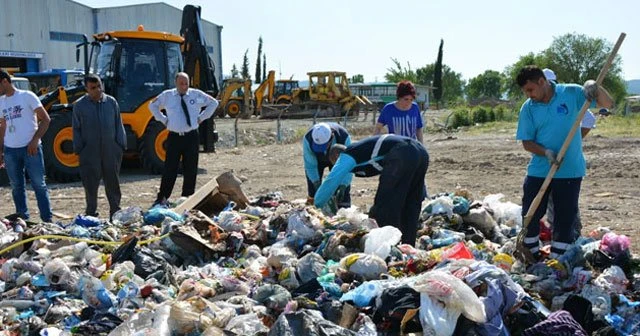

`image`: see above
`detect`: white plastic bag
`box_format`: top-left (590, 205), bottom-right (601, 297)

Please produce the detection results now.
top-left (419, 293), bottom-right (459, 336)
top-left (483, 193), bottom-right (522, 228)
top-left (364, 226), bottom-right (402, 259)
top-left (217, 211), bottom-right (244, 232)
top-left (412, 270), bottom-right (486, 323)
top-left (287, 209), bottom-right (322, 241)
top-left (340, 253), bottom-right (387, 280)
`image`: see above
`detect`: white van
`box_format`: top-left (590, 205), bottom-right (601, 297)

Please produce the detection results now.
top-left (11, 76), bottom-right (33, 92)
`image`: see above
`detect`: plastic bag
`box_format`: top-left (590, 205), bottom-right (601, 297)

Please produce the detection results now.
top-left (600, 232), bottom-right (631, 257)
top-left (168, 300), bottom-right (214, 335)
top-left (364, 226), bottom-right (402, 260)
top-left (216, 210), bottom-right (244, 232)
top-left (78, 275), bottom-right (115, 311)
top-left (296, 252), bottom-right (326, 284)
top-left (336, 206), bottom-right (377, 230)
top-left (225, 313), bottom-right (269, 335)
top-left (340, 281), bottom-right (382, 307)
top-left (419, 293), bottom-right (460, 336)
top-left (593, 265), bottom-right (629, 294)
top-left (144, 207), bottom-right (183, 226)
top-left (286, 209), bottom-right (321, 242)
top-left (111, 207), bottom-right (144, 226)
top-left (42, 258), bottom-right (71, 286)
top-left (412, 270), bottom-right (486, 323)
top-left (424, 196), bottom-right (454, 218)
top-left (339, 253), bottom-right (387, 281)
top-left (483, 193), bottom-right (522, 228)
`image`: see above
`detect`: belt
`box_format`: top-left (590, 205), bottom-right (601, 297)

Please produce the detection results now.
top-left (169, 129), bottom-right (198, 136)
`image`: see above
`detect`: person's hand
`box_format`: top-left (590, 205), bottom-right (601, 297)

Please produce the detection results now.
top-left (313, 181), bottom-right (321, 190)
top-left (583, 80), bottom-right (598, 101)
top-left (306, 197), bottom-right (314, 205)
top-left (544, 149), bottom-right (561, 166)
top-left (27, 140), bottom-right (38, 156)
top-left (0, 152), bottom-right (4, 169)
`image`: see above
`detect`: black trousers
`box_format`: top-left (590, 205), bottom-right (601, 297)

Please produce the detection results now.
top-left (79, 147), bottom-right (122, 218)
top-left (368, 141), bottom-right (429, 246)
top-left (157, 130), bottom-right (199, 201)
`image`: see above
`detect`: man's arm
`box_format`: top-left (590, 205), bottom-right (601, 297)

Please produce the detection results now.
top-left (595, 86), bottom-right (614, 109)
top-left (314, 154), bottom-right (356, 208)
top-left (522, 140), bottom-right (546, 156)
top-left (374, 122), bottom-right (385, 135)
top-left (149, 92), bottom-right (168, 125)
top-left (197, 91), bottom-right (219, 122)
top-left (0, 118), bottom-right (5, 167)
top-left (113, 100), bottom-right (126, 150)
top-left (28, 107), bottom-right (50, 155)
top-left (72, 103), bottom-right (84, 154)
top-left (302, 138), bottom-right (321, 192)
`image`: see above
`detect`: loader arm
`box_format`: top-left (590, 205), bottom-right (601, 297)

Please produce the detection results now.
top-left (180, 5), bottom-right (219, 97)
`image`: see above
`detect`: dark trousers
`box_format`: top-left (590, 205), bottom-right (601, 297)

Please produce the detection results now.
top-left (369, 141), bottom-right (429, 246)
top-left (547, 194), bottom-right (582, 240)
top-left (522, 176), bottom-right (582, 251)
top-left (79, 148), bottom-right (122, 218)
top-left (157, 130), bottom-right (199, 201)
top-left (306, 163), bottom-right (352, 208)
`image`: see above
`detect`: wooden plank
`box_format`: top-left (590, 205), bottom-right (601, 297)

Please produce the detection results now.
top-left (173, 178), bottom-right (219, 213)
top-left (52, 211), bottom-right (73, 220)
top-left (594, 192), bottom-right (615, 197)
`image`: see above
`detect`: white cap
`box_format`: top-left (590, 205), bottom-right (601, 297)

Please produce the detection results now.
top-left (311, 123), bottom-right (332, 153)
top-left (542, 68), bottom-right (556, 82)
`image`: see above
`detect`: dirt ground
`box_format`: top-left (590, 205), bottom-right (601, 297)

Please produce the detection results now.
top-left (2, 113), bottom-right (639, 250)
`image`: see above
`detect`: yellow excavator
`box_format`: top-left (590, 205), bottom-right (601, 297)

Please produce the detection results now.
top-left (38, 5), bottom-right (220, 182)
top-left (260, 71), bottom-right (373, 119)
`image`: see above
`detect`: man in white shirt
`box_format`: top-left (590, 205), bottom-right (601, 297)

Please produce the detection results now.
top-left (0, 69), bottom-right (53, 222)
top-left (149, 72), bottom-right (218, 205)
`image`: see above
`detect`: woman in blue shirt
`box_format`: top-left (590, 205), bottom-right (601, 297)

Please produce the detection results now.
top-left (374, 80), bottom-right (424, 144)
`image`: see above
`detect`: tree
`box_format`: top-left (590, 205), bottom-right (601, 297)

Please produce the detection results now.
top-left (255, 36), bottom-right (263, 84)
top-left (350, 74), bottom-right (364, 83)
top-left (415, 63), bottom-right (465, 104)
top-left (503, 52), bottom-right (549, 100)
top-left (241, 49), bottom-right (251, 80)
top-left (545, 33), bottom-right (626, 103)
top-left (384, 58), bottom-right (417, 83)
top-left (433, 39), bottom-right (444, 108)
top-left (504, 33), bottom-right (627, 103)
top-left (465, 70), bottom-right (505, 101)
top-left (231, 64), bottom-right (239, 78)
top-left (262, 54), bottom-right (267, 82)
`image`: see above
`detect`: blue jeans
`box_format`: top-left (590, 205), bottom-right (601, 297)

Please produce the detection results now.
top-left (3, 144), bottom-right (53, 222)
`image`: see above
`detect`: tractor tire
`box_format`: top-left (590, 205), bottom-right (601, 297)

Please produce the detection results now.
top-left (225, 100), bottom-right (243, 118)
top-left (42, 113), bottom-right (81, 182)
top-left (139, 120), bottom-right (168, 174)
top-left (276, 98), bottom-right (291, 105)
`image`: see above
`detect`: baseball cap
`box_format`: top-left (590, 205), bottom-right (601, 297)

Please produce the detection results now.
top-left (311, 123), bottom-right (332, 153)
top-left (542, 68), bottom-right (556, 82)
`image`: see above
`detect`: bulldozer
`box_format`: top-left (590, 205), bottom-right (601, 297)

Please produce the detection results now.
top-left (38, 5), bottom-right (219, 182)
top-left (259, 71), bottom-right (372, 119)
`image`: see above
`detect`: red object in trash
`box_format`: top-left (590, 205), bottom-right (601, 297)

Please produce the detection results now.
top-left (442, 242), bottom-right (474, 260)
top-left (540, 219), bottom-right (552, 242)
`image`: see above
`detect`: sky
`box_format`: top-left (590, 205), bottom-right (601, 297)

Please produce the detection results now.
top-left (79, 0), bottom-right (639, 83)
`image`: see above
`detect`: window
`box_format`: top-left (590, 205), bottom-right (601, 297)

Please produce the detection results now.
top-left (49, 31), bottom-right (84, 43)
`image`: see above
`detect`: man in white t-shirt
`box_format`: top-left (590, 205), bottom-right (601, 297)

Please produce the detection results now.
top-left (0, 69), bottom-right (53, 222)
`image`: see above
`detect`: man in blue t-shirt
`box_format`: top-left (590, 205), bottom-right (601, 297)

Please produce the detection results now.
top-left (515, 65), bottom-right (613, 260)
top-left (375, 81), bottom-right (424, 143)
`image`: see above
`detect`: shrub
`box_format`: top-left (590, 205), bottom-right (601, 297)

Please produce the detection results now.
top-left (450, 108), bottom-right (471, 128)
top-left (472, 106), bottom-right (489, 124)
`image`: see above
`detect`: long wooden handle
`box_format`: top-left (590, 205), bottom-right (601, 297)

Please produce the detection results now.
top-left (522, 32), bottom-right (626, 229)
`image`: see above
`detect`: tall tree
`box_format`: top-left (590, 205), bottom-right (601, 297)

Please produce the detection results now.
top-left (503, 52), bottom-right (549, 100)
top-left (433, 39), bottom-right (444, 108)
top-left (384, 58), bottom-right (417, 83)
top-left (255, 36), bottom-right (263, 84)
top-left (241, 49), bottom-right (251, 80)
top-left (262, 54), bottom-right (267, 82)
top-left (465, 70), bottom-right (505, 101)
top-left (350, 74), bottom-right (364, 83)
top-left (415, 63), bottom-right (465, 104)
top-left (545, 33), bottom-right (626, 103)
top-left (231, 64), bottom-right (239, 78)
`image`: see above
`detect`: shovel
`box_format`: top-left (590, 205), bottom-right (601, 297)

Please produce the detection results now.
top-left (515, 32), bottom-right (626, 264)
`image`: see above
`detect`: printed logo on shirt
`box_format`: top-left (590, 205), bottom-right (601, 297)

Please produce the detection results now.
top-left (391, 116), bottom-right (418, 138)
top-left (556, 103), bottom-right (568, 115)
top-left (1, 104), bottom-right (24, 120)
top-left (189, 99), bottom-right (195, 105)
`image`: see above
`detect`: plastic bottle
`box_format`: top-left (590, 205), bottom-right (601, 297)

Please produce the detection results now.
top-left (111, 207), bottom-right (144, 226)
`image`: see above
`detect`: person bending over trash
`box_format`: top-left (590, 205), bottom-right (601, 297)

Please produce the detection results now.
top-left (314, 134), bottom-right (429, 245)
top-left (302, 122), bottom-right (352, 209)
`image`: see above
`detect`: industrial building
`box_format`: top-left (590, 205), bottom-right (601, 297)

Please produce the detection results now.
top-left (0, 0), bottom-right (223, 83)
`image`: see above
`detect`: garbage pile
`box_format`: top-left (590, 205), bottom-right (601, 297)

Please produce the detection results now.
top-left (1, 184), bottom-right (639, 335)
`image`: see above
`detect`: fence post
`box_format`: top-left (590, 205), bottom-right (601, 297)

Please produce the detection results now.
top-left (234, 116), bottom-right (239, 147)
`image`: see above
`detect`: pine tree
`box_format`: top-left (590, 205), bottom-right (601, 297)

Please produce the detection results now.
top-left (262, 54), bottom-right (267, 82)
top-left (433, 39), bottom-right (444, 109)
top-left (255, 36), bottom-right (263, 84)
top-left (241, 49), bottom-right (251, 80)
